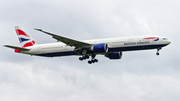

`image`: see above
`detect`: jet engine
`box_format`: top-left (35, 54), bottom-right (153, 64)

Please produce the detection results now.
top-left (105, 52), bottom-right (122, 59)
top-left (91, 43), bottom-right (108, 53)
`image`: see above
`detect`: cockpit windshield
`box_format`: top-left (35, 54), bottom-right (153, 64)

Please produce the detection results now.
top-left (163, 38), bottom-right (168, 40)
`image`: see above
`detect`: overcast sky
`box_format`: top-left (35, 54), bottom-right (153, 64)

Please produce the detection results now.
top-left (0, 0), bottom-right (180, 101)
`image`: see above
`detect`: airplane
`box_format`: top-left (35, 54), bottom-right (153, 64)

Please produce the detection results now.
top-left (4, 26), bottom-right (171, 64)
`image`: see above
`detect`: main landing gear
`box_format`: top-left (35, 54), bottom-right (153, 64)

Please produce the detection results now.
top-left (79, 55), bottom-right (89, 61)
top-left (79, 54), bottom-right (98, 64)
top-left (88, 55), bottom-right (98, 64)
top-left (156, 47), bottom-right (162, 56)
top-left (88, 59), bottom-right (98, 64)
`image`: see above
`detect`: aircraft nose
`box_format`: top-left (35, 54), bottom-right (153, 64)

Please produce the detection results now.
top-left (167, 40), bottom-right (171, 45)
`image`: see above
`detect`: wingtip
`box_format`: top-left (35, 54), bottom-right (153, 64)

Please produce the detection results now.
top-left (4, 45), bottom-right (8, 47)
top-left (4, 45), bottom-right (13, 48)
top-left (34, 28), bottom-right (42, 31)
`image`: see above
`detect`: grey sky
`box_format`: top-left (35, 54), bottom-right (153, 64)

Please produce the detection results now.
top-left (0, 0), bottom-right (180, 101)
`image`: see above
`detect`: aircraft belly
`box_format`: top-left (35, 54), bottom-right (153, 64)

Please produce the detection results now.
top-left (108, 44), bottom-right (167, 52)
top-left (34, 46), bottom-right (76, 57)
top-left (35, 51), bottom-right (77, 57)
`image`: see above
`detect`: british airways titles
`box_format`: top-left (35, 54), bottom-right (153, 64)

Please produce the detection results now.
top-left (124, 41), bottom-right (150, 46)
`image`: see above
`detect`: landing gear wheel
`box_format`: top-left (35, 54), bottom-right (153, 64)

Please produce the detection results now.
top-left (94, 59), bottom-right (98, 62)
top-left (156, 52), bottom-right (159, 56)
top-left (83, 56), bottom-right (86, 60)
top-left (88, 60), bottom-right (92, 64)
top-left (92, 60), bottom-right (95, 63)
top-left (79, 57), bottom-right (83, 61)
top-left (88, 59), bottom-right (98, 64)
top-left (85, 55), bottom-right (89, 59)
top-left (79, 55), bottom-right (90, 61)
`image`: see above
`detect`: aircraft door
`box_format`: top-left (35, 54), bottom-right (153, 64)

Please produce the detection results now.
top-left (37, 46), bottom-right (41, 53)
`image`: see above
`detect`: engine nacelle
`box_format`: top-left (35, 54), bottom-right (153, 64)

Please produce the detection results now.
top-left (91, 43), bottom-right (108, 53)
top-left (106, 52), bottom-right (122, 59)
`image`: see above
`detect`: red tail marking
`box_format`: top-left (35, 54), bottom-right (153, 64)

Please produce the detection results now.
top-left (32, 40), bottom-right (35, 44)
top-left (15, 29), bottom-right (29, 37)
top-left (22, 42), bottom-right (35, 48)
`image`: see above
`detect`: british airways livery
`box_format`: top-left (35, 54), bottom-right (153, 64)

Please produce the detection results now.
top-left (4, 26), bottom-right (171, 64)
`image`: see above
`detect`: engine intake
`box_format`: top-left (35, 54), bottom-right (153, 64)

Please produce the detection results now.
top-left (106, 52), bottom-right (122, 59)
top-left (91, 43), bottom-right (108, 53)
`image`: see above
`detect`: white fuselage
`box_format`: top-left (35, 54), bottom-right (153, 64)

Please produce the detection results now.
top-left (20, 36), bottom-right (170, 57)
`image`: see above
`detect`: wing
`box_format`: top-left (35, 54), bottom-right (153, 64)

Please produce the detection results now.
top-left (4, 45), bottom-right (30, 51)
top-left (35, 29), bottom-right (92, 48)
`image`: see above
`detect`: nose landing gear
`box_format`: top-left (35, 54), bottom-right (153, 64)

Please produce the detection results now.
top-left (156, 47), bottom-right (162, 56)
top-left (156, 52), bottom-right (160, 55)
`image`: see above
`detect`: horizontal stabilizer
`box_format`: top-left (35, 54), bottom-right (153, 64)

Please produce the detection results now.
top-left (4, 45), bottom-right (30, 51)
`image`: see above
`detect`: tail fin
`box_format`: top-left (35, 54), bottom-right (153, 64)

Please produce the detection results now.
top-left (15, 26), bottom-right (36, 48)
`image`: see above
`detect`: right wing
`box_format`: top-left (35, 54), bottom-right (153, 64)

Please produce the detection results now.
top-left (4, 45), bottom-right (30, 51)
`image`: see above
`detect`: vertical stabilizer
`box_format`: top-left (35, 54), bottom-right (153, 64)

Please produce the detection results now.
top-left (15, 26), bottom-right (36, 48)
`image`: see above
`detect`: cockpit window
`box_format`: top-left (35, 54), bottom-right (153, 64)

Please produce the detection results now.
top-left (163, 38), bottom-right (168, 40)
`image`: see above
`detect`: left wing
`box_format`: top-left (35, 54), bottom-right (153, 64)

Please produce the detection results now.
top-left (35, 29), bottom-right (92, 48)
